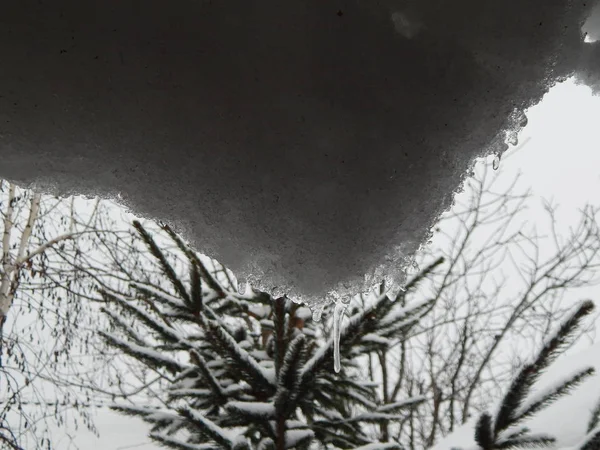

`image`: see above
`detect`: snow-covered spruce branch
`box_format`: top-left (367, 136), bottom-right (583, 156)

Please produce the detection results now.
top-left (462, 300), bottom-right (598, 450)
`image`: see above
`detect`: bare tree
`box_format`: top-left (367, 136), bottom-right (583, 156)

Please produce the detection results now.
top-left (356, 163), bottom-right (600, 448)
top-left (0, 180), bottom-right (132, 449)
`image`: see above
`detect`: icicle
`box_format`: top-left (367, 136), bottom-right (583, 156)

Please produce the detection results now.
top-left (333, 300), bottom-right (348, 373)
top-left (311, 304), bottom-right (324, 322)
top-left (492, 154), bottom-right (500, 171)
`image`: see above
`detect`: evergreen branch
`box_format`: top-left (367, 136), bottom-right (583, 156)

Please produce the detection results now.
top-left (110, 404), bottom-right (182, 432)
top-left (100, 331), bottom-right (185, 374)
top-left (133, 220), bottom-right (192, 305)
top-left (275, 334), bottom-right (306, 417)
top-left (132, 282), bottom-right (192, 316)
top-left (379, 302), bottom-right (435, 340)
top-left (311, 423), bottom-right (369, 448)
top-left (494, 300), bottom-right (594, 436)
top-left (224, 402), bottom-right (275, 421)
top-left (579, 428), bottom-right (600, 450)
top-left (393, 256), bottom-right (445, 301)
top-left (475, 413), bottom-right (495, 450)
top-left (190, 263), bottom-right (203, 313)
top-left (379, 297), bottom-right (436, 329)
top-left (273, 296), bottom-right (287, 376)
top-left (284, 429), bottom-right (314, 449)
top-left (299, 294), bottom-right (387, 385)
top-left (345, 413), bottom-right (408, 424)
top-left (187, 349), bottom-right (226, 403)
top-left (204, 319), bottom-right (275, 393)
top-left (160, 223), bottom-right (227, 299)
top-left (257, 438), bottom-right (275, 450)
top-left (179, 406), bottom-right (232, 449)
top-left (151, 432), bottom-right (219, 450)
top-left (512, 367), bottom-right (595, 427)
top-left (589, 398), bottom-right (600, 433)
top-left (502, 428), bottom-right (532, 441)
top-left (354, 444), bottom-right (403, 450)
top-left (300, 295), bottom-right (431, 392)
top-left (102, 290), bottom-right (185, 345)
top-left (375, 396), bottom-right (427, 414)
top-left (495, 434), bottom-right (555, 449)
top-left (101, 306), bottom-right (146, 346)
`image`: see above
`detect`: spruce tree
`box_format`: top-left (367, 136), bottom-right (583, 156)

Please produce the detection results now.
top-left (468, 300), bottom-right (598, 450)
top-left (99, 221), bottom-right (441, 450)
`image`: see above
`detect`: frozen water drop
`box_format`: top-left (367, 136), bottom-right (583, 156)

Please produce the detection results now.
top-left (237, 277), bottom-right (247, 294)
top-left (311, 304), bottom-right (324, 322)
top-left (333, 300), bottom-right (348, 373)
top-left (518, 113), bottom-right (528, 128)
top-left (492, 154), bottom-right (500, 171)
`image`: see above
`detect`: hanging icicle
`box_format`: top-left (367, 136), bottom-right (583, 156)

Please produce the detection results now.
top-left (333, 300), bottom-right (348, 373)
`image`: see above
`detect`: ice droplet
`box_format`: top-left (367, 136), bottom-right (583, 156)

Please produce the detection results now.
top-left (492, 154), bottom-right (500, 171)
top-left (333, 300), bottom-right (348, 373)
top-left (311, 304), bottom-right (324, 322)
top-left (237, 277), bottom-right (247, 294)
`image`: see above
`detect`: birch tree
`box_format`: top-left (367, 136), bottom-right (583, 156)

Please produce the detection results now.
top-left (0, 180), bottom-right (128, 449)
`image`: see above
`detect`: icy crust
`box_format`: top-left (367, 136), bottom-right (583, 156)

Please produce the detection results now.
top-left (1, 0), bottom-right (599, 306)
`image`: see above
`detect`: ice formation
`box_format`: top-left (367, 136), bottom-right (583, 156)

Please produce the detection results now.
top-left (0, 0), bottom-right (599, 306)
top-left (311, 305), bottom-right (325, 323)
top-left (332, 300), bottom-right (348, 373)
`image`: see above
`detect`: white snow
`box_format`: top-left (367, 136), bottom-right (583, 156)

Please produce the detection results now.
top-left (362, 333), bottom-right (392, 346)
top-left (3, 0), bottom-right (599, 305)
top-left (295, 307), bottom-right (312, 321)
top-left (226, 401), bottom-right (276, 419)
top-left (248, 304), bottom-right (270, 319)
top-left (285, 429), bottom-right (314, 448)
top-left (353, 443), bottom-right (401, 450)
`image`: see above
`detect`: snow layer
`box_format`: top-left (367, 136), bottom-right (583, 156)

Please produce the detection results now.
top-left (0, 0), bottom-right (599, 305)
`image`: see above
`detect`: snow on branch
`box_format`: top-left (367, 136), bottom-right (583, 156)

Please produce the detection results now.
top-left (101, 306), bottom-right (146, 346)
top-left (494, 300), bottom-right (594, 436)
top-left (100, 331), bottom-right (186, 374)
top-left (284, 429), bottom-right (314, 449)
top-left (375, 396), bottom-right (428, 413)
top-left (353, 443), bottom-right (402, 450)
top-left (102, 289), bottom-right (187, 346)
top-left (225, 401), bottom-right (275, 420)
top-left (187, 349), bottom-right (226, 402)
top-left (511, 366), bottom-right (595, 428)
top-left (132, 281), bottom-right (190, 313)
top-left (151, 433), bottom-right (217, 450)
top-left (179, 406), bottom-right (234, 449)
top-left (204, 319), bottom-right (275, 392)
top-left (160, 222), bottom-right (227, 299)
top-left (133, 220), bottom-right (192, 305)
